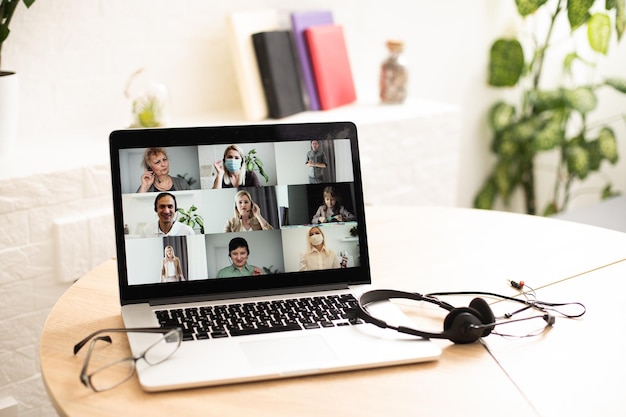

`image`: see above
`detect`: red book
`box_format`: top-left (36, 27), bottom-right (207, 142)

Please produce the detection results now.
top-left (305, 24), bottom-right (357, 110)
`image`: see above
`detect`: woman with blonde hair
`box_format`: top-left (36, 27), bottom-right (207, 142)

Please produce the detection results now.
top-left (161, 245), bottom-right (185, 282)
top-left (212, 144), bottom-right (261, 189)
top-left (224, 190), bottom-right (274, 232)
top-left (299, 226), bottom-right (345, 271)
top-left (137, 147), bottom-right (191, 193)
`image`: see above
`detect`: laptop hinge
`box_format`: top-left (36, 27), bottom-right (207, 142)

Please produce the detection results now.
top-left (147, 283), bottom-right (350, 306)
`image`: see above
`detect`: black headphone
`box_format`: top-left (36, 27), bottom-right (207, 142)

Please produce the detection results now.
top-left (154, 192), bottom-right (177, 212)
top-left (355, 289), bottom-right (555, 344)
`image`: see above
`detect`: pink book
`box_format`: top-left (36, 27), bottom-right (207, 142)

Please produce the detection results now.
top-left (305, 24), bottom-right (356, 110)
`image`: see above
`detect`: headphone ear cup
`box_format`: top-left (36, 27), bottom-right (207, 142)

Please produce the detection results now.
top-left (469, 298), bottom-right (495, 336)
top-left (443, 307), bottom-right (484, 344)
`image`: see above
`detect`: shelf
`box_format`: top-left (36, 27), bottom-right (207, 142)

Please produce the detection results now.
top-left (2, 98), bottom-right (461, 207)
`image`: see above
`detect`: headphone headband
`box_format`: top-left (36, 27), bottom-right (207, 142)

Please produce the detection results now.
top-left (355, 288), bottom-right (560, 344)
top-left (356, 289), bottom-right (487, 344)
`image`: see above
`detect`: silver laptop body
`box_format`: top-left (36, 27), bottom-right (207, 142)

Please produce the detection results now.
top-left (109, 122), bottom-right (441, 391)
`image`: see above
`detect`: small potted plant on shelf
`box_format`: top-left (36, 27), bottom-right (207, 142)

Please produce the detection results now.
top-left (0, 0), bottom-right (35, 69)
top-left (0, 0), bottom-right (36, 154)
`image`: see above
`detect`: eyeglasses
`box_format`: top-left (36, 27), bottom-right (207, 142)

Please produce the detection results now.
top-left (73, 327), bottom-right (182, 392)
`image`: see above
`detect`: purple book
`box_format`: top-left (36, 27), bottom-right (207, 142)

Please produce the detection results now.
top-left (290, 10), bottom-right (334, 111)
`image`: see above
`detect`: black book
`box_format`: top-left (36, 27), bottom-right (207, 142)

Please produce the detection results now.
top-left (252, 30), bottom-right (306, 119)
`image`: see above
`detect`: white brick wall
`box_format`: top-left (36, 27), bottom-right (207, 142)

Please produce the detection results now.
top-left (0, 165), bottom-right (114, 417)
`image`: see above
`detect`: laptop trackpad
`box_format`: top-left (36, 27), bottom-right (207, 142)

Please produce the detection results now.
top-left (240, 335), bottom-right (336, 368)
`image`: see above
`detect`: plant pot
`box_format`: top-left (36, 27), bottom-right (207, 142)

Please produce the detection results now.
top-left (0, 71), bottom-right (19, 159)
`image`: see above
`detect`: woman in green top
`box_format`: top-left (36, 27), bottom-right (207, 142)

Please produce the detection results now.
top-left (217, 237), bottom-right (263, 278)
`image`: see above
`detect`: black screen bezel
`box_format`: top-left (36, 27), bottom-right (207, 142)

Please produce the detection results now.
top-left (109, 122), bottom-right (371, 305)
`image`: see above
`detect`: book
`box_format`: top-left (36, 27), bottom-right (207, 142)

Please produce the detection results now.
top-left (252, 31), bottom-right (305, 118)
top-left (290, 10), bottom-right (334, 111)
top-left (226, 10), bottom-right (281, 121)
top-left (305, 24), bottom-right (357, 110)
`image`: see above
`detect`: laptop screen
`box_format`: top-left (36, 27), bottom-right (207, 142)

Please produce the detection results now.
top-left (109, 122), bottom-right (371, 305)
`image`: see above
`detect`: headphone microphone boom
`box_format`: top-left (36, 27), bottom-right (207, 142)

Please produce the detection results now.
top-left (355, 289), bottom-right (555, 344)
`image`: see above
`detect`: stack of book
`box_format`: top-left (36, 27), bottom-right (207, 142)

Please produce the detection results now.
top-left (227, 10), bottom-right (357, 120)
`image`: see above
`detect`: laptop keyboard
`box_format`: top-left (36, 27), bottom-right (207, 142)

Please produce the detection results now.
top-left (154, 293), bottom-right (363, 341)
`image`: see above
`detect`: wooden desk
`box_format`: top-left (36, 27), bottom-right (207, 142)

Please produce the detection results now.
top-left (40, 207), bottom-right (626, 417)
top-left (483, 259), bottom-right (626, 417)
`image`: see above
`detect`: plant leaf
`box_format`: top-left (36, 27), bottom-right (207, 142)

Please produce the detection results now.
top-left (597, 127), bottom-right (619, 163)
top-left (533, 116), bottom-right (564, 151)
top-left (601, 183), bottom-right (620, 199)
top-left (587, 140), bottom-right (602, 170)
top-left (567, 0), bottom-right (595, 30)
top-left (588, 13), bottom-right (612, 54)
top-left (492, 129), bottom-right (519, 159)
top-left (494, 160), bottom-right (521, 201)
top-left (515, 0), bottom-right (548, 16)
top-left (563, 52), bottom-right (578, 74)
top-left (0, 25), bottom-right (9, 43)
top-left (615, 0), bottom-right (626, 40)
top-left (489, 102), bottom-right (516, 132)
top-left (473, 179), bottom-right (497, 209)
top-left (566, 145), bottom-right (590, 179)
top-left (605, 77), bottom-right (626, 93)
top-left (563, 86), bottom-right (597, 113)
top-left (511, 116), bottom-right (543, 143)
top-left (528, 89), bottom-right (566, 112)
top-left (542, 201), bottom-right (559, 216)
top-left (488, 39), bottom-right (524, 87)
top-left (23, 0), bottom-right (37, 8)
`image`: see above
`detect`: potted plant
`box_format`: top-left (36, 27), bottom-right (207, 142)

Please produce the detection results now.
top-left (0, 0), bottom-right (36, 155)
top-left (177, 205), bottom-right (205, 234)
top-left (474, 0), bottom-right (626, 215)
top-left (245, 148), bottom-right (269, 183)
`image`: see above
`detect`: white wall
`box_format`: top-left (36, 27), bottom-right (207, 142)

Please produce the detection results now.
top-left (7, 0), bottom-right (623, 211)
top-left (2, 1), bottom-right (626, 415)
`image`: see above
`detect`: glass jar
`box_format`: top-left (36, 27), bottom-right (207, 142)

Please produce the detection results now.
top-left (124, 68), bottom-right (169, 128)
top-left (380, 40), bottom-right (408, 104)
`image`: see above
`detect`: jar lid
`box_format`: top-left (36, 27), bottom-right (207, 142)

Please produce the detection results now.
top-left (386, 40), bottom-right (404, 52)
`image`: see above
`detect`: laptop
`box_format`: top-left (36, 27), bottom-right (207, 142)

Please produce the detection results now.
top-left (109, 121), bottom-right (441, 391)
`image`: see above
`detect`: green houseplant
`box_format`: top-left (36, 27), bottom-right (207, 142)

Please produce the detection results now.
top-left (177, 205), bottom-right (205, 234)
top-left (474, 0), bottom-right (626, 215)
top-left (245, 148), bottom-right (269, 183)
top-left (0, 0), bottom-right (35, 70)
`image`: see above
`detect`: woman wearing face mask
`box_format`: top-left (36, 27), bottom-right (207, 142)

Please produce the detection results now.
top-left (224, 190), bottom-right (274, 232)
top-left (299, 226), bottom-right (347, 271)
top-left (212, 144), bottom-right (261, 189)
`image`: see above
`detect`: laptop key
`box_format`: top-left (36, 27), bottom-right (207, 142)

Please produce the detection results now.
top-left (229, 323), bottom-right (302, 337)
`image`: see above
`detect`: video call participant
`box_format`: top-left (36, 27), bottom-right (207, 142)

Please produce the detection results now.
top-left (224, 190), bottom-right (274, 232)
top-left (142, 192), bottom-right (195, 237)
top-left (212, 144), bottom-right (260, 189)
top-left (137, 147), bottom-right (191, 193)
top-left (217, 237), bottom-right (263, 278)
top-left (299, 226), bottom-right (347, 271)
top-left (161, 245), bottom-right (186, 282)
top-left (311, 186), bottom-right (356, 224)
top-left (305, 139), bottom-right (327, 184)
